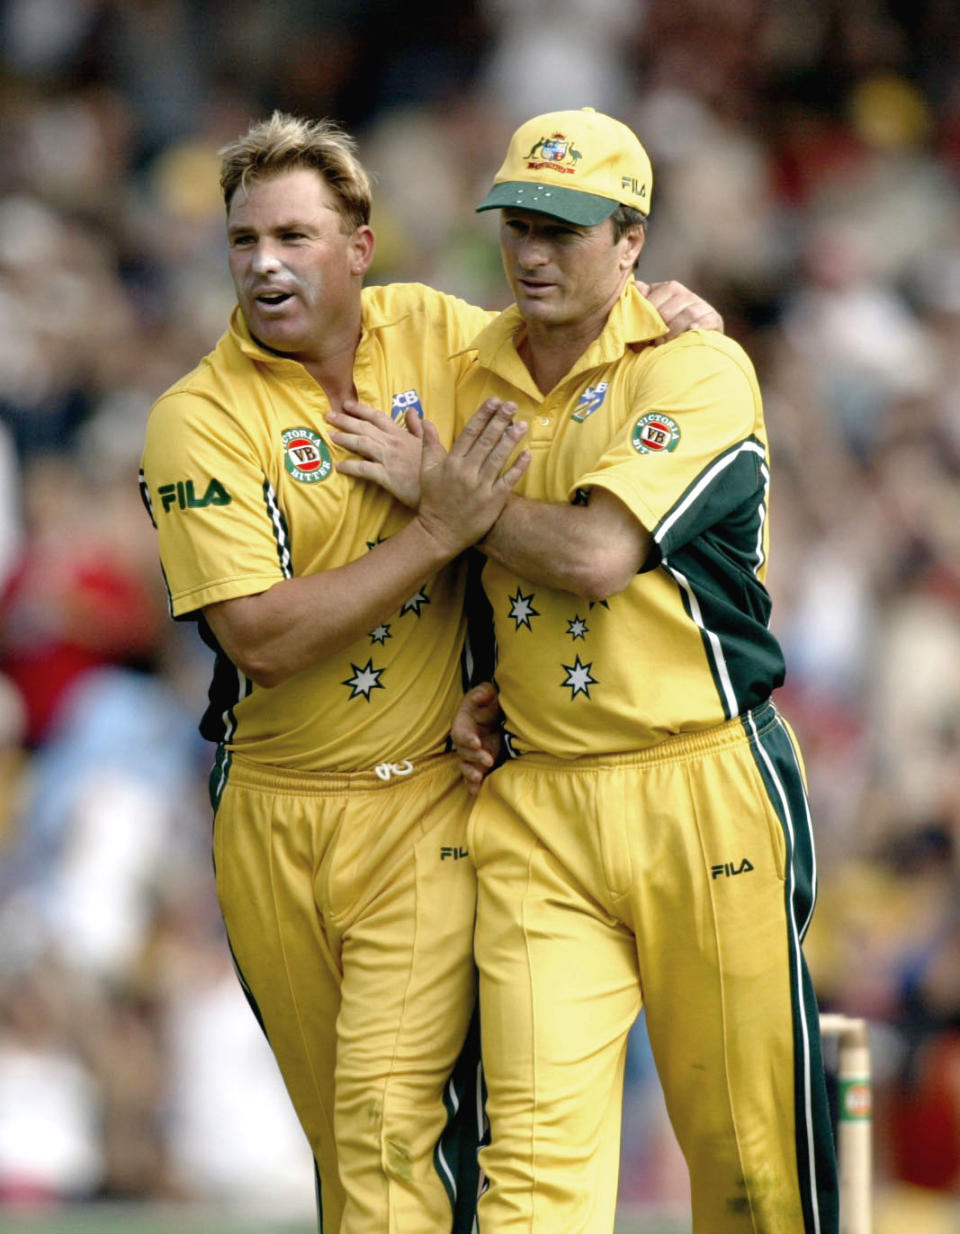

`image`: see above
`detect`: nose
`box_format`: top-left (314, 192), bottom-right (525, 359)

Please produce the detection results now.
top-left (516, 234), bottom-right (549, 270)
top-left (250, 240), bottom-right (282, 275)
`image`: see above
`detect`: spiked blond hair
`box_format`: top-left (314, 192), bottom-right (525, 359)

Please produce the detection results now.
top-left (219, 111), bottom-right (372, 231)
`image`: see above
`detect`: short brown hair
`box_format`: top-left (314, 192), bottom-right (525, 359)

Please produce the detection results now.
top-left (219, 111), bottom-right (372, 232)
top-left (610, 203), bottom-right (647, 243)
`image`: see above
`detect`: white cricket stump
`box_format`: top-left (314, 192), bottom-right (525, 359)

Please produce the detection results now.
top-left (819, 1014), bottom-right (872, 1234)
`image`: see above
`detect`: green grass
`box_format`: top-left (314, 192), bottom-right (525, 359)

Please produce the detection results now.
top-left (0, 1208), bottom-right (312, 1234)
top-left (0, 1214), bottom-right (303, 1234)
top-left (0, 1204), bottom-right (690, 1234)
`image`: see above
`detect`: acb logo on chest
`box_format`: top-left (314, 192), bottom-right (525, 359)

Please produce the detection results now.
top-left (391, 389), bottom-right (424, 422)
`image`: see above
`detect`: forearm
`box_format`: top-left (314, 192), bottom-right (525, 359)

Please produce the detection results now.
top-left (205, 514), bottom-right (455, 687)
top-left (205, 398), bottom-right (531, 687)
top-left (480, 496), bottom-right (593, 594)
top-left (481, 490), bottom-right (651, 601)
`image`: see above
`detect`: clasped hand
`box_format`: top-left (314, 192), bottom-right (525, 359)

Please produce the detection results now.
top-left (329, 397), bottom-right (530, 555)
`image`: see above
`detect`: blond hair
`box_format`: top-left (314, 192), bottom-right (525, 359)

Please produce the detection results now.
top-left (219, 111), bottom-right (372, 231)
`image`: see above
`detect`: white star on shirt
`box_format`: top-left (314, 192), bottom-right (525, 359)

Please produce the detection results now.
top-left (369, 624), bottom-right (391, 644)
top-left (561, 656), bottom-right (597, 699)
top-left (508, 588), bottom-right (540, 630)
top-left (566, 615), bottom-right (588, 640)
top-left (401, 588), bottom-right (430, 617)
top-left (342, 659), bottom-right (385, 701)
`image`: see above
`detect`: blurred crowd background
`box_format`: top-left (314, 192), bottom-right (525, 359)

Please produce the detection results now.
top-left (1, 0), bottom-right (960, 1229)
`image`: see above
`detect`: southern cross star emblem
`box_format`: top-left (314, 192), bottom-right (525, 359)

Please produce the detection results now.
top-left (508, 588), bottom-right (539, 630)
top-left (561, 655), bottom-right (597, 699)
top-left (369, 624), bottom-right (391, 645)
top-left (566, 615), bottom-right (588, 640)
top-left (588, 598), bottom-right (610, 611)
top-left (400, 588), bottom-right (430, 617)
top-left (342, 659), bottom-right (385, 701)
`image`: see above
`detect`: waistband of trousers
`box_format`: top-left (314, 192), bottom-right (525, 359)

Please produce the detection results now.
top-left (512, 699), bottom-right (778, 773)
top-left (221, 749), bottom-right (458, 796)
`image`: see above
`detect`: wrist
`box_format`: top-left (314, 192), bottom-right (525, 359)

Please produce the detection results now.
top-left (477, 494), bottom-right (513, 556)
top-left (408, 509), bottom-right (465, 564)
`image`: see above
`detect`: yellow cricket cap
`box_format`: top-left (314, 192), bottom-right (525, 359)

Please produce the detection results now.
top-left (476, 107), bottom-right (652, 225)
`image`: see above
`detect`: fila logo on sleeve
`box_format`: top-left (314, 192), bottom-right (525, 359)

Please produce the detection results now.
top-left (158, 478), bottom-right (232, 512)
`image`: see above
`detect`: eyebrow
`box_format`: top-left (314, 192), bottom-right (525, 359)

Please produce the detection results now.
top-left (504, 214), bottom-right (584, 232)
top-left (227, 219), bottom-right (310, 237)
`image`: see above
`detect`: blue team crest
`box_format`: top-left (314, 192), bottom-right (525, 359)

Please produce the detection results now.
top-left (391, 389), bottom-right (424, 422)
top-left (524, 132), bottom-right (583, 171)
top-left (542, 137), bottom-right (571, 162)
top-left (571, 381), bottom-right (609, 423)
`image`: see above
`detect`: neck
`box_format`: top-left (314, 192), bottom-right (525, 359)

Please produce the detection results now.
top-left (519, 278), bottom-right (630, 395)
top-left (520, 311), bottom-right (608, 395)
top-left (252, 312), bottom-right (363, 411)
top-left (301, 328), bottom-right (362, 409)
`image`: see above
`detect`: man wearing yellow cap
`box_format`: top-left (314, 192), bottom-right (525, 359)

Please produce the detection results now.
top-left (453, 108), bottom-right (840, 1233)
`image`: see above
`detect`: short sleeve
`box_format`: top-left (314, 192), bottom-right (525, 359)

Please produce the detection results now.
top-left (140, 390), bottom-right (287, 618)
top-left (568, 336), bottom-right (765, 557)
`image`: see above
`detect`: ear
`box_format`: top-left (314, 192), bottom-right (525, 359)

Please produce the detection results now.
top-left (619, 223), bottom-right (645, 272)
top-left (349, 224), bottom-right (376, 276)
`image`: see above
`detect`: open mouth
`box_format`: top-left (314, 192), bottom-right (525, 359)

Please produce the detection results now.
top-left (256, 291), bottom-right (292, 306)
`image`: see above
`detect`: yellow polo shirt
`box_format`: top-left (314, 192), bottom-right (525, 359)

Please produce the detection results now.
top-left (456, 280), bottom-right (785, 757)
top-left (140, 282), bottom-right (493, 771)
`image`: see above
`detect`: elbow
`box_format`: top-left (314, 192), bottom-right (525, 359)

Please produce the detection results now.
top-left (569, 553), bottom-right (638, 603)
top-left (223, 642), bottom-right (295, 690)
top-left (204, 593), bottom-right (301, 688)
top-left (567, 525), bottom-right (652, 601)
top-left (231, 653), bottom-right (287, 689)
top-left (247, 664), bottom-right (290, 690)
top-left (576, 572), bottom-right (633, 604)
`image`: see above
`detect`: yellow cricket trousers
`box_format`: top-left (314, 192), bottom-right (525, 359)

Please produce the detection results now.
top-left (211, 750), bottom-right (482, 1234)
top-left (470, 700), bottom-right (839, 1234)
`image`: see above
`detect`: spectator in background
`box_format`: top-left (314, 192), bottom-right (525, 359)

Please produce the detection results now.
top-left (0, 3), bottom-right (960, 1225)
top-left (0, 452), bottom-right (163, 748)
